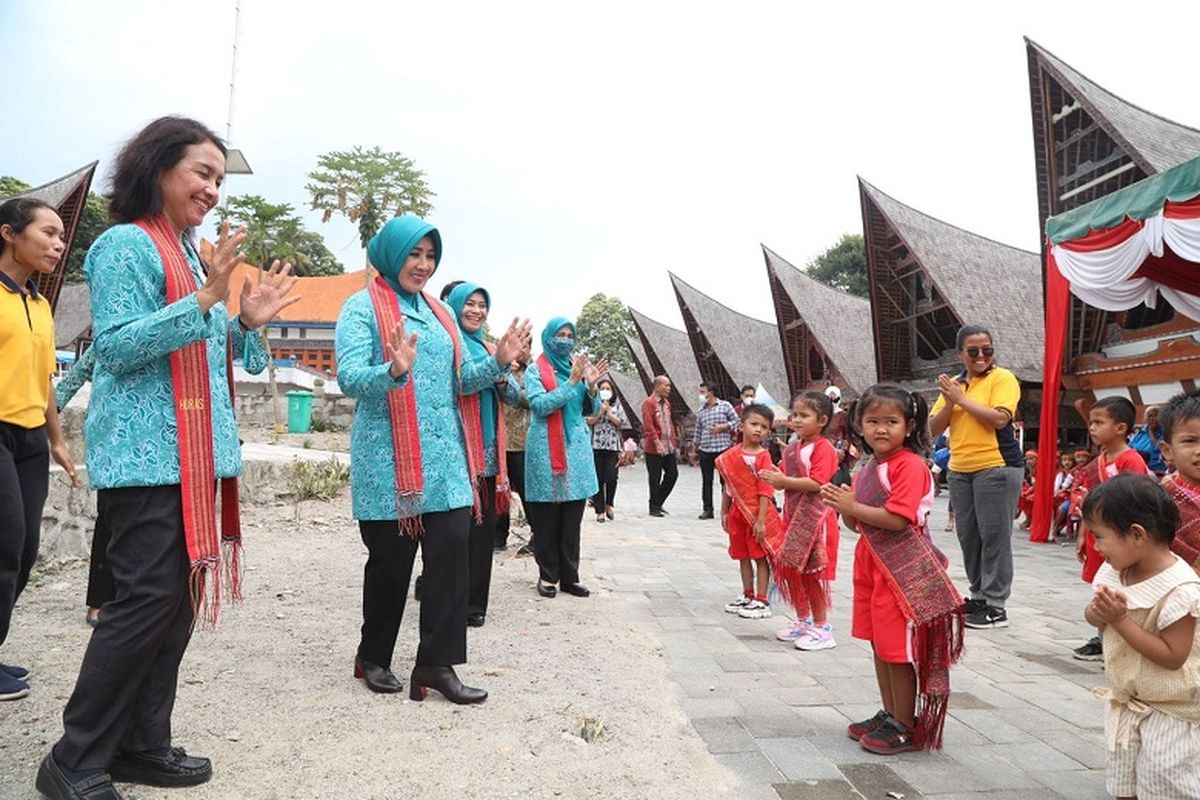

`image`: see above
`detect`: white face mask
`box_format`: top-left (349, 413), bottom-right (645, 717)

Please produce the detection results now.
top-left (699, 393), bottom-right (709, 405)
top-left (742, 395), bottom-right (755, 405)
top-left (599, 389), bottom-right (613, 402)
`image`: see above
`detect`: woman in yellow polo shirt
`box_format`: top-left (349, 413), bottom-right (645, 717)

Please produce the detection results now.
top-left (930, 325), bottom-right (1023, 631)
top-left (0, 197), bottom-right (77, 702)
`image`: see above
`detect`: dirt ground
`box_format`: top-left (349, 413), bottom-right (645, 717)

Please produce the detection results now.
top-left (237, 425), bottom-right (351, 453)
top-left (0, 494), bottom-right (736, 800)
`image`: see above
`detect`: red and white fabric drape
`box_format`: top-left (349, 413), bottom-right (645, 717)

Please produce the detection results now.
top-left (1049, 197), bottom-right (1200, 319)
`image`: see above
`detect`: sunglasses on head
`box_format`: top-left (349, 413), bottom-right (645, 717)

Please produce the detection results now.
top-left (965, 346), bottom-right (994, 358)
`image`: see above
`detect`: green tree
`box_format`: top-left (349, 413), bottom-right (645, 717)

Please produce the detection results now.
top-left (1, 176), bottom-right (112, 283)
top-left (216, 194), bottom-right (343, 276)
top-left (575, 293), bottom-right (635, 372)
top-left (306, 146), bottom-right (435, 249)
top-left (806, 233), bottom-right (868, 297)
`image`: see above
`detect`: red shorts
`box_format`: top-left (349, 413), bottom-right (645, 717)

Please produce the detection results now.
top-left (1081, 531), bottom-right (1104, 584)
top-left (851, 537), bottom-right (910, 664)
top-left (726, 512), bottom-right (767, 561)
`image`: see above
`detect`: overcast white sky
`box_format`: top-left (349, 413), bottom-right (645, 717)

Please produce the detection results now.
top-left (4, 1), bottom-right (1198, 347)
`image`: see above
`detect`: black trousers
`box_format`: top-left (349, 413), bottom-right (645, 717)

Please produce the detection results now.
top-left (468, 476), bottom-right (497, 617)
top-left (494, 451), bottom-right (527, 547)
top-left (0, 421), bottom-right (48, 648)
top-left (86, 516), bottom-right (116, 609)
top-left (358, 508), bottom-right (470, 670)
top-left (645, 453), bottom-right (678, 511)
top-left (592, 449), bottom-right (619, 511)
top-left (698, 449), bottom-right (726, 515)
top-left (527, 500), bottom-right (584, 585)
top-left (56, 486), bottom-right (194, 770)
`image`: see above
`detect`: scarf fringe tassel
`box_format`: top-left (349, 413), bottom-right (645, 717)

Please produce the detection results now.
top-left (911, 607), bottom-right (966, 750)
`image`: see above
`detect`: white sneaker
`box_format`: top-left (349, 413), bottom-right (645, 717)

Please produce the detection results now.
top-left (724, 595), bottom-right (752, 614)
top-left (795, 623), bottom-right (836, 651)
top-left (737, 599), bottom-right (772, 619)
top-left (776, 618), bottom-right (813, 641)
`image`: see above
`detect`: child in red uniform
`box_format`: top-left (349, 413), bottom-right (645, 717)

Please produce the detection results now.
top-left (1073, 397), bottom-right (1148, 661)
top-left (821, 384), bottom-right (963, 755)
top-left (762, 391), bottom-right (840, 650)
top-left (1051, 452), bottom-right (1076, 542)
top-left (1016, 450), bottom-right (1037, 529)
top-left (717, 404), bottom-right (776, 619)
top-left (1158, 391), bottom-right (1200, 572)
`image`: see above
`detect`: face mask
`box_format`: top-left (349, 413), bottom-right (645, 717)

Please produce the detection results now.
top-left (742, 395), bottom-right (755, 405)
top-left (547, 336), bottom-right (575, 357)
top-left (599, 389), bottom-right (613, 402)
top-left (699, 393), bottom-right (709, 405)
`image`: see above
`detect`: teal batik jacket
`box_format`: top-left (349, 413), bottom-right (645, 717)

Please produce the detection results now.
top-left (83, 224), bottom-right (268, 489)
top-left (335, 289), bottom-right (504, 520)
top-left (523, 367), bottom-right (599, 503)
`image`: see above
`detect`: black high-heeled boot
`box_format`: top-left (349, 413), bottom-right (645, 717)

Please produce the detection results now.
top-left (408, 665), bottom-right (487, 705)
top-left (354, 656), bottom-right (403, 693)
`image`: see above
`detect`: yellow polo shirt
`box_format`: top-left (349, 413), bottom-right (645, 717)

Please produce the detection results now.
top-left (0, 271), bottom-right (55, 428)
top-left (931, 365), bottom-right (1022, 473)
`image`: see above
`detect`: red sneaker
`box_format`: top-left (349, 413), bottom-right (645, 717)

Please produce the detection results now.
top-left (859, 719), bottom-right (920, 755)
top-left (846, 709), bottom-right (891, 741)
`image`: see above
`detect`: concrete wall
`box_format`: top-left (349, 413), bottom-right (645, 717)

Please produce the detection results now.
top-left (233, 393), bottom-right (356, 429)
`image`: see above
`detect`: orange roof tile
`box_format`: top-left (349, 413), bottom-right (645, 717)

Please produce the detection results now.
top-left (200, 243), bottom-right (369, 324)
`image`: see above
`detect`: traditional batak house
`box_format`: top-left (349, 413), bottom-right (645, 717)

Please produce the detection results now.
top-left (1028, 38), bottom-right (1200, 417)
top-left (224, 264), bottom-right (364, 376)
top-left (604, 367), bottom-right (644, 436)
top-left (858, 178), bottom-right (1044, 434)
top-left (0, 162), bottom-right (99, 312)
top-left (762, 244), bottom-right (877, 400)
top-left (628, 307), bottom-right (703, 430)
top-left (668, 272), bottom-right (789, 407)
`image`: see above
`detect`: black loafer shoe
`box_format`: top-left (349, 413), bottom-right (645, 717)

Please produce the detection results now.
top-left (561, 583), bottom-right (591, 597)
top-left (409, 665), bottom-right (487, 705)
top-left (467, 612), bottom-right (486, 627)
top-left (649, 509), bottom-right (665, 517)
top-left (36, 753), bottom-right (123, 799)
top-left (109, 747), bottom-right (211, 788)
top-left (537, 582), bottom-right (557, 598)
top-left (698, 512), bottom-right (714, 520)
top-left (354, 656), bottom-right (404, 693)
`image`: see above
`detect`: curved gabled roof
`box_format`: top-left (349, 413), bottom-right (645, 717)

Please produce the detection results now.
top-left (1027, 38), bottom-right (1200, 174)
top-left (605, 367), bottom-right (644, 433)
top-left (761, 245), bottom-right (876, 393)
top-left (628, 307), bottom-right (703, 415)
top-left (1, 162), bottom-right (99, 310)
top-left (624, 334), bottom-right (654, 394)
top-left (859, 178), bottom-right (1044, 380)
top-left (668, 272), bottom-right (787, 403)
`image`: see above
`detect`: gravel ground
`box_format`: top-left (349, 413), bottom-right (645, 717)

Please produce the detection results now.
top-left (1, 497), bottom-right (735, 800)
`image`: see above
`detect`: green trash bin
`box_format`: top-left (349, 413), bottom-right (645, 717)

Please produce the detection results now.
top-left (286, 390), bottom-right (315, 433)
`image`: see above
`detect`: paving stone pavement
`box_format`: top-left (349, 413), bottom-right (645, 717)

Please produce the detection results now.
top-left (583, 462), bottom-right (1110, 800)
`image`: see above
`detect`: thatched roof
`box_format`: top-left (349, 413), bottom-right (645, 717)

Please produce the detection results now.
top-left (628, 307), bottom-right (703, 415)
top-left (1, 162), bottom-right (98, 310)
top-left (668, 273), bottom-right (788, 404)
top-left (54, 283), bottom-right (92, 348)
top-left (1027, 39), bottom-right (1200, 174)
top-left (859, 178), bottom-right (1044, 381)
top-left (624, 334), bottom-right (654, 394)
top-left (604, 368), bottom-right (644, 433)
top-left (762, 245), bottom-right (876, 394)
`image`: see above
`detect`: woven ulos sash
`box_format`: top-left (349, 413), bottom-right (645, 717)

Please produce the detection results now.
top-left (536, 354), bottom-right (569, 501)
top-left (135, 215), bottom-right (242, 628)
top-left (854, 457), bottom-right (964, 750)
top-left (777, 441), bottom-right (832, 610)
top-left (368, 277), bottom-right (483, 533)
top-left (1163, 474), bottom-right (1200, 570)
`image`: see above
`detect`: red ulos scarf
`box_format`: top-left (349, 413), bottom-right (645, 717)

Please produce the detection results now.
top-left (461, 341), bottom-right (510, 515)
top-left (1162, 474), bottom-right (1200, 570)
top-left (854, 457), bottom-right (964, 750)
top-left (536, 354), bottom-right (568, 499)
top-left (714, 446), bottom-right (805, 601)
top-left (368, 277), bottom-right (484, 533)
top-left (779, 442), bottom-right (831, 610)
top-left (135, 215), bottom-right (241, 627)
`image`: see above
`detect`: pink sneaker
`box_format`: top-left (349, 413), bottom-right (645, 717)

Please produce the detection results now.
top-left (776, 618), bottom-right (813, 642)
top-left (795, 623), bottom-right (836, 651)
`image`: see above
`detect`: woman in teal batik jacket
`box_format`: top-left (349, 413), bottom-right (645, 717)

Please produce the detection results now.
top-left (335, 215), bottom-right (530, 705)
top-left (524, 318), bottom-right (605, 600)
